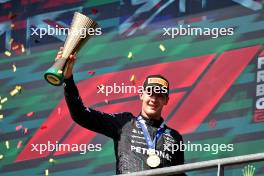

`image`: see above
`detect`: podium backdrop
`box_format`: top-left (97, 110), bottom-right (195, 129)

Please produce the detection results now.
top-left (0, 1), bottom-right (264, 176)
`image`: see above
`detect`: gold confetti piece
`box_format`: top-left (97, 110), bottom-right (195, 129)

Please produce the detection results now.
top-left (17, 140), bottom-right (22, 149)
top-left (10, 89), bottom-right (18, 96)
top-left (0, 155), bottom-right (3, 160)
top-left (4, 51), bottom-right (11, 57)
top-left (11, 24), bottom-right (15, 28)
top-left (45, 169), bottom-right (49, 176)
top-left (16, 85), bottom-right (22, 91)
top-left (57, 70), bottom-right (63, 74)
top-left (1, 97), bottom-right (7, 104)
top-left (21, 44), bottom-right (25, 53)
top-left (10, 86), bottom-right (22, 96)
top-left (159, 44), bottom-right (166, 52)
top-left (9, 38), bottom-right (14, 44)
top-left (12, 64), bottom-right (16, 72)
top-left (49, 158), bottom-right (54, 163)
top-left (130, 75), bottom-right (135, 82)
top-left (5, 141), bottom-right (9, 149)
top-left (0, 115), bottom-right (3, 119)
top-left (127, 52), bottom-right (133, 59)
top-left (10, 90), bottom-right (18, 96)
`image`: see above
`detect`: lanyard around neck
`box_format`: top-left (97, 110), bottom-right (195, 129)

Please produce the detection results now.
top-left (137, 116), bottom-right (165, 149)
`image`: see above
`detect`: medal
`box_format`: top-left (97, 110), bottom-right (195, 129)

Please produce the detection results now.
top-left (147, 154), bottom-right (161, 168)
top-left (137, 116), bottom-right (165, 168)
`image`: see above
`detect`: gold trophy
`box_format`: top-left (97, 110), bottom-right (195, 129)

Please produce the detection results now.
top-left (44, 12), bottom-right (98, 86)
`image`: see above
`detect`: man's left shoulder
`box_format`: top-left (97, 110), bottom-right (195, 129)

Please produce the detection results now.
top-left (163, 125), bottom-right (183, 141)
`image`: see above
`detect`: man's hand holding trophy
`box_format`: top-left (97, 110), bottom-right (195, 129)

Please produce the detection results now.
top-left (44, 12), bottom-right (98, 86)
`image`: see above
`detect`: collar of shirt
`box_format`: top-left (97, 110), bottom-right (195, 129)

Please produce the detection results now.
top-left (138, 113), bottom-right (164, 128)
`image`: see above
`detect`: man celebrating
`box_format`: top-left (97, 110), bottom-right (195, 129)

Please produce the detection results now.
top-left (59, 48), bottom-right (186, 175)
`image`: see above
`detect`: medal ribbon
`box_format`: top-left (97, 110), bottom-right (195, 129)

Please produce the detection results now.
top-left (137, 116), bottom-right (165, 150)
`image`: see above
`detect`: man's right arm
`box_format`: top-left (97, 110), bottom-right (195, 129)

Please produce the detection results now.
top-left (63, 75), bottom-right (131, 139)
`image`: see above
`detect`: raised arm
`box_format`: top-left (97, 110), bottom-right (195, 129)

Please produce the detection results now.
top-left (63, 75), bottom-right (131, 139)
top-left (56, 47), bottom-right (131, 139)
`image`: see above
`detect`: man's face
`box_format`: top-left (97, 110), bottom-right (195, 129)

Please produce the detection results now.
top-left (139, 89), bottom-right (169, 119)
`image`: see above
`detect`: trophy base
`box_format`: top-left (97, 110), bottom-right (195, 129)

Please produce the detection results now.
top-left (44, 68), bottom-right (64, 86)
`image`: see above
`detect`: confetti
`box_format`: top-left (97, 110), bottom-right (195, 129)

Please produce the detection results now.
top-left (57, 70), bottom-right (63, 74)
top-left (12, 44), bottom-right (19, 50)
top-left (57, 107), bottom-right (61, 115)
top-left (49, 158), bottom-right (55, 163)
top-left (104, 99), bottom-right (109, 104)
top-left (17, 140), bottom-right (22, 149)
top-left (23, 128), bottom-right (28, 134)
top-left (27, 112), bottom-right (34, 117)
top-left (10, 85), bottom-right (22, 96)
top-left (9, 38), bottom-right (14, 44)
top-left (130, 75), bottom-right (135, 81)
top-left (10, 23), bottom-right (15, 28)
top-left (12, 64), bottom-right (16, 72)
top-left (10, 42), bottom-right (24, 55)
top-left (21, 44), bottom-right (25, 53)
top-left (41, 125), bottom-right (47, 130)
top-left (1, 97), bottom-right (7, 104)
top-left (127, 52), bottom-right (133, 59)
top-left (159, 44), bottom-right (166, 52)
top-left (8, 12), bottom-right (17, 20)
top-left (4, 51), bottom-right (11, 57)
top-left (16, 85), bottom-right (22, 91)
top-left (91, 8), bottom-right (98, 15)
top-left (10, 89), bottom-right (18, 96)
top-left (87, 71), bottom-right (95, 75)
top-left (45, 169), bottom-right (49, 176)
top-left (208, 119), bottom-right (217, 128)
top-left (16, 125), bottom-right (23, 131)
top-left (0, 155), bottom-right (3, 160)
top-left (0, 115), bottom-right (3, 119)
top-left (130, 75), bottom-right (136, 85)
top-left (5, 141), bottom-right (9, 149)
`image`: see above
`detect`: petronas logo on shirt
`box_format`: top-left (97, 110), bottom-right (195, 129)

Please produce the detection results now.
top-left (242, 165), bottom-right (255, 176)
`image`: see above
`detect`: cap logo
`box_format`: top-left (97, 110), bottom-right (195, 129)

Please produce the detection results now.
top-left (148, 78), bottom-right (168, 88)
